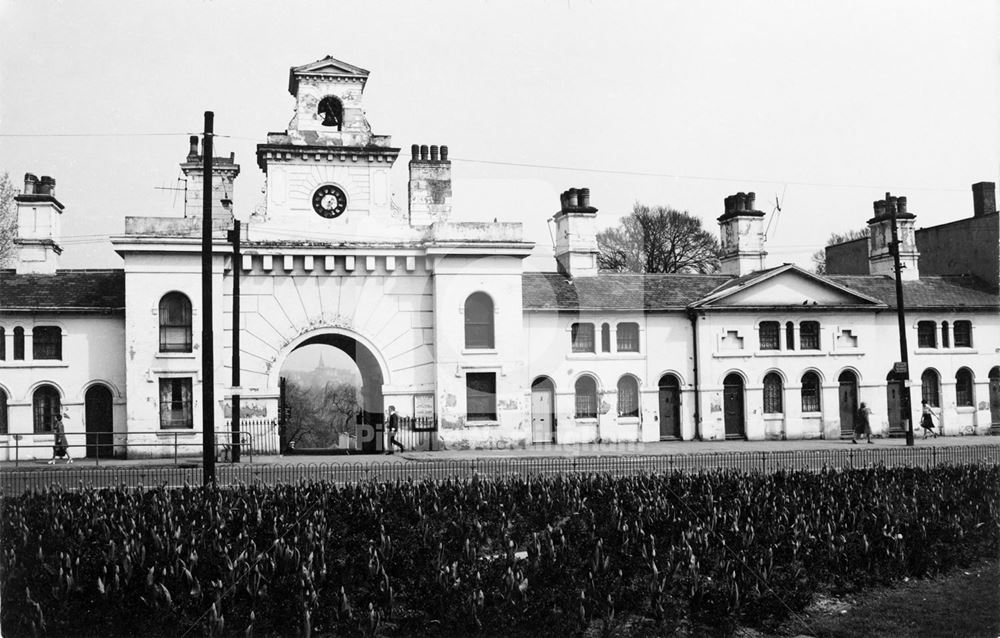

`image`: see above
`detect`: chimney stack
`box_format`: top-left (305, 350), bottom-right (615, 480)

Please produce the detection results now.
top-left (407, 142), bottom-right (453, 225)
top-left (13, 171), bottom-right (64, 274)
top-left (972, 182), bottom-right (996, 217)
top-left (867, 191), bottom-right (919, 280)
top-left (717, 191), bottom-right (766, 276)
top-left (553, 186), bottom-right (599, 277)
top-left (23, 173), bottom-right (38, 195)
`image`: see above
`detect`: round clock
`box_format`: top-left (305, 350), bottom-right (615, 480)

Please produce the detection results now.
top-left (311, 184), bottom-right (348, 219)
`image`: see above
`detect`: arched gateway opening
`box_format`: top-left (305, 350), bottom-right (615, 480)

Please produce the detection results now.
top-left (278, 333), bottom-right (385, 454)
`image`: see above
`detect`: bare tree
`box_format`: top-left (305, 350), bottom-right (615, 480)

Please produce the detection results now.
top-left (597, 203), bottom-right (722, 274)
top-left (812, 227), bottom-right (869, 275)
top-left (0, 172), bottom-right (17, 267)
top-left (282, 378), bottom-right (361, 449)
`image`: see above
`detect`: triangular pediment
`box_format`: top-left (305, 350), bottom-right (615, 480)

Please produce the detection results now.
top-left (288, 56), bottom-right (370, 94)
top-left (693, 264), bottom-right (886, 308)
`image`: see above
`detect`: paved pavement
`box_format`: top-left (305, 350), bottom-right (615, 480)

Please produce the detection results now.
top-left (4, 433), bottom-right (997, 471)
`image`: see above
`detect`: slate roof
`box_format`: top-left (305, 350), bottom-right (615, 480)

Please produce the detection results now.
top-left (523, 271), bottom-right (999, 312)
top-left (827, 275), bottom-right (1000, 310)
top-left (522, 272), bottom-right (733, 311)
top-left (0, 270), bottom-right (125, 313)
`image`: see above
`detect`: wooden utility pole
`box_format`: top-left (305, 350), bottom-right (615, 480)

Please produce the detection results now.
top-left (228, 218), bottom-right (242, 463)
top-left (202, 111), bottom-right (217, 484)
top-left (888, 192), bottom-right (915, 446)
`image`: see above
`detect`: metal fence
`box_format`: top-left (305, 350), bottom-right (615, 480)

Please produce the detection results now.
top-left (0, 430), bottom-right (253, 466)
top-left (2, 444), bottom-right (997, 495)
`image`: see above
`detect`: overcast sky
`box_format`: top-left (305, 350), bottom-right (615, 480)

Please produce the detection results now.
top-left (1, 0), bottom-right (997, 272)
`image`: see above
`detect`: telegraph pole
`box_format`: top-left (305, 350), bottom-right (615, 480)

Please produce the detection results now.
top-left (202, 111), bottom-right (217, 484)
top-left (228, 218), bottom-right (242, 463)
top-left (888, 192), bottom-right (915, 446)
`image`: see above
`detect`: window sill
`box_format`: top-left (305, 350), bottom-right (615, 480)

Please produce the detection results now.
top-left (763, 413), bottom-right (784, 419)
top-left (461, 348), bottom-right (498, 355)
top-left (829, 350), bottom-right (866, 356)
top-left (714, 352), bottom-right (752, 358)
top-left (955, 406), bottom-right (976, 413)
top-left (567, 352), bottom-right (644, 360)
top-left (914, 348), bottom-right (977, 355)
top-left (0, 361), bottom-right (68, 368)
top-left (157, 429), bottom-right (196, 435)
top-left (574, 418), bottom-right (599, 424)
top-left (752, 351), bottom-right (827, 358)
top-left (156, 352), bottom-right (197, 359)
top-left (465, 420), bottom-right (499, 427)
top-left (617, 416), bottom-right (640, 424)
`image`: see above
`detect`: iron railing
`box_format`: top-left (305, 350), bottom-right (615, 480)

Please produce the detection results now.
top-left (0, 430), bottom-right (253, 467)
top-left (2, 444), bottom-right (997, 495)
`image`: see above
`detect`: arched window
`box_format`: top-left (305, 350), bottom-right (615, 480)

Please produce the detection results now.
top-left (785, 322), bottom-right (795, 350)
top-left (801, 371), bottom-right (821, 412)
top-left (917, 321), bottom-right (937, 348)
top-left (954, 320), bottom-right (972, 348)
top-left (159, 293), bottom-right (193, 353)
top-left (616, 322), bottom-right (640, 352)
top-left (575, 376), bottom-right (598, 419)
top-left (13, 326), bottom-right (25, 360)
top-left (0, 327), bottom-right (5, 360)
top-left (941, 321), bottom-right (950, 348)
top-left (464, 293), bottom-right (495, 349)
top-left (600, 323), bottom-right (611, 353)
top-left (920, 369), bottom-right (940, 407)
top-left (763, 372), bottom-right (783, 414)
top-left (317, 96), bottom-right (343, 129)
top-left (0, 388), bottom-right (7, 435)
top-left (617, 376), bottom-right (639, 418)
top-left (799, 321), bottom-right (820, 350)
top-left (955, 368), bottom-right (975, 407)
top-left (33, 385), bottom-right (61, 433)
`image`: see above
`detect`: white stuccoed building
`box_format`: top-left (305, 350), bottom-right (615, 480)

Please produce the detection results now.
top-left (1, 56), bottom-right (998, 459)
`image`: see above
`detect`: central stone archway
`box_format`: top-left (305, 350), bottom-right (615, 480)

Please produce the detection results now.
top-left (273, 328), bottom-right (388, 454)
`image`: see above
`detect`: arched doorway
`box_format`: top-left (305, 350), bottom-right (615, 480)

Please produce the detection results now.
top-left (531, 377), bottom-right (555, 444)
top-left (658, 374), bottom-right (681, 440)
top-left (838, 371), bottom-right (858, 438)
top-left (723, 373), bottom-right (745, 439)
top-left (886, 370), bottom-right (904, 437)
top-left (278, 333), bottom-right (385, 454)
top-left (85, 385), bottom-right (114, 458)
top-left (989, 366), bottom-right (1000, 435)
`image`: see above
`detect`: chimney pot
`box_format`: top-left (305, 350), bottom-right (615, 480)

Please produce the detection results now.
top-left (897, 196), bottom-right (907, 216)
top-left (440, 145), bottom-right (449, 161)
top-left (419, 144), bottom-right (429, 161)
top-left (411, 144), bottom-right (419, 160)
top-left (735, 192), bottom-right (746, 211)
top-left (579, 187), bottom-right (590, 208)
top-left (972, 181), bottom-right (997, 217)
top-left (566, 188), bottom-right (579, 208)
top-left (188, 135), bottom-right (199, 157)
top-left (38, 176), bottom-right (56, 196)
top-left (23, 173), bottom-right (38, 195)
top-left (746, 192), bottom-right (756, 211)
top-left (430, 145), bottom-right (439, 161)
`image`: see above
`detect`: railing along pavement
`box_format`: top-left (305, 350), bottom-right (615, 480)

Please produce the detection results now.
top-left (2, 444), bottom-right (998, 495)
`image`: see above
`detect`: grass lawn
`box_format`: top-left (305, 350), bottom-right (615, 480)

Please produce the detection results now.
top-left (775, 560), bottom-right (1000, 638)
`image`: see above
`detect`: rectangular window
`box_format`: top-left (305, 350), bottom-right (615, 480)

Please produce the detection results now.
top-left (953, 321), bottom-right (972, 348)
top-left (759, 321), bottom-right (780, 350)
top-left (917, 321), bottom-right (937, 348)
top-left (466, 373), bottom-right (497, 421)
top-left (571, 323), bottom-right (595, 353)
top-left (616, 322), bottom-right (640, 352)
top-left (799, 321), bottom-right (820, 350)
top-left (32, 326), bottom-right (62, 360)
top-left (159, 378), bottom-right (193, 429)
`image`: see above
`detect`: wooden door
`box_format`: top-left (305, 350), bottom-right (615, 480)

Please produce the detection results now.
top-left (658, 375), bottom-right (680, 439)
top-left (886, 380), bottom-right (902, 435)
top-left (85, 385), bottom-right (114, 458)
top-left (838, 372), bottom-right (858, 438)
top-left (531, 380), bottom-right (554, 443)
top-left (723, 374), bottom-right (745, 439)
top-left (989, 367), bottom-right (1000, 433)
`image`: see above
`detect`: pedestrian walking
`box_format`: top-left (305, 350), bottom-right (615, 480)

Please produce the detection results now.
top-left (385, 405), bottom-right (404, 454)
top-left (920, 400), bottom-right (939, 438)
top-left (852, 402), bottom-right (873, 444)
top-left (48, 411), bottom-right (73, 464)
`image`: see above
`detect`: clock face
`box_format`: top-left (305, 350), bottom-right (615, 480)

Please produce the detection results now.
top-left (311, 185), bottom-right (348, 219)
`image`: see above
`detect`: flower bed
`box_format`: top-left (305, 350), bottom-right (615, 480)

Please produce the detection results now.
top-left (1, 466), bottom-right (998, 636)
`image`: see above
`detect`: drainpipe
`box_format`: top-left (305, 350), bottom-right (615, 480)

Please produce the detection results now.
top-left (686, 308), bottom-right (702, 440)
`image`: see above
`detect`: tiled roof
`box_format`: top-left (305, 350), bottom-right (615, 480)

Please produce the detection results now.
top-left (0, 270), bottom-right (125, 313)
top-left (523, 271), bottom-right (999, 311)
top-left (523, 272), bottom-right (733, 311)
top-left (827, 275), bottom-right (1000, 310)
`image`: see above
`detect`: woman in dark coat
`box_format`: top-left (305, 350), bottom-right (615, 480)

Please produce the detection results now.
top-left (47, 412), bottom-right (73, 464)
